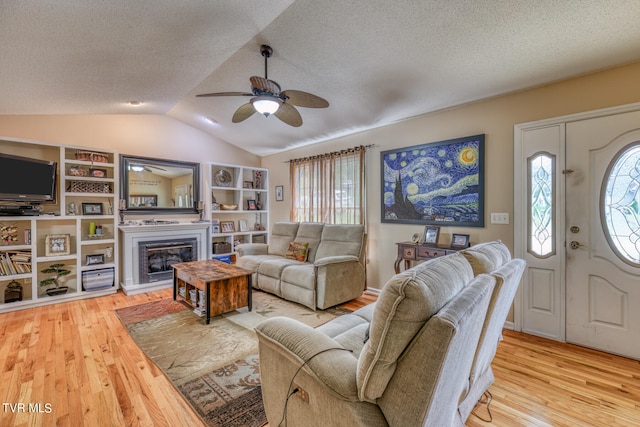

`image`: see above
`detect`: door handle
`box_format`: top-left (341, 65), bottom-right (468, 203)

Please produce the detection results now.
top-left (569, 241), bottom-right (586, 249)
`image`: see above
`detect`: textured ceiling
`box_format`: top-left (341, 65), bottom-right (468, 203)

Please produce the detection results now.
top-left (3, 0), bottom-right (640, 156)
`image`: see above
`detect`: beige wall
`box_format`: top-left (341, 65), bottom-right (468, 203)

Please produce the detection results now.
top-left (0, 114), bottom-right (260, 168)
top-left (261, 61), bottom-right (640, 291)
top-left (2, 62), bottom-right (640, 291)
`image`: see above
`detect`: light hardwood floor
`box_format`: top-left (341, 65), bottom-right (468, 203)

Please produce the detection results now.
top-left (0, 289), bottom-right (638, 426)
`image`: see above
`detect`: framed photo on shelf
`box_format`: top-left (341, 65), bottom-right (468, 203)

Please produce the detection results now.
top-left (89, 168), bottom-right (107, 178)
top-left (211, 219), bottom-right (220, 234)
top-left (422, 226), bottom-right (440, 246)
top-left (450, 233), bottom-right (470, 248)
top-left (220, 221), bottom-right (235, 233)
top-left (45, 234), bottom-right (71, 257)
top-left (275, 185), bottom-right (284, 201)
top-left (243, 181), bottom-right (254, 189)
top-left (86, 253), bottom-right (105, 265)
top-left (82, 202), bottom-right (103, 215)
top-left (239, 219), bottom-right (249, 232)
top-left (247, 199), bottom-right (257, 210)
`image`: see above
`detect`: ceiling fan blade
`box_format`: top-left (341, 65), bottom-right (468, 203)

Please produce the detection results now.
top-left (232, 103), bottom-right (257, 123)
top-left (274, 103), bottom-right (302, 127)
top-left (196, 91), bottom-right (252, 97)
top-left (281, 90), bottom-right (329, 108)
top-left (250, 76), bottom-right (281, 95)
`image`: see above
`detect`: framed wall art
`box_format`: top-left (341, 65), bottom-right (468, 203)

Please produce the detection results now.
top-left (381, 134), bottom-right (485, 227)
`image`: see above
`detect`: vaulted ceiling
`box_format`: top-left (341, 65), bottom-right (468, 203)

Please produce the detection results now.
top-left (3, 1), bottom-right (640, 156)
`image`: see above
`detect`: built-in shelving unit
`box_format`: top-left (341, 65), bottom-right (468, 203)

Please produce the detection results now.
top-left (209, 162), bottom-right (269, 261)
top-left (0, 137), bottom-right (118, 312)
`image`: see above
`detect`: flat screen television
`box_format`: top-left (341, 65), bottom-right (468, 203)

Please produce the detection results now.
top-left (0, 153), bottom-right (57, 202)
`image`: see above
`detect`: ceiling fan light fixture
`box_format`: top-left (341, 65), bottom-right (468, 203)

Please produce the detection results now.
top-left (252, 96), bottom-right (281, 116)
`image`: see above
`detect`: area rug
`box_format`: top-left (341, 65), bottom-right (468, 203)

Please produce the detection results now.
top-left (115, 291), bottom-right (350, 427)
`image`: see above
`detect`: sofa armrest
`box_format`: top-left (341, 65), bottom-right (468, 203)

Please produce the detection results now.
top-left (314, 255), bottom-right (359, 266)
top-left (235, 243), bottom-right (268, 257)
top-left (255, 316), bottom-right (359, 400)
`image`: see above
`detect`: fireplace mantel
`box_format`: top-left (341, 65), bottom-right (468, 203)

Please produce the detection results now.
top-left (119, 223), bottom-right (210, 295)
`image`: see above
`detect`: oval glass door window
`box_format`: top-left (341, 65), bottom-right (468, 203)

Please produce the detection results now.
top-left (602, 143), bottom-right (640, 265)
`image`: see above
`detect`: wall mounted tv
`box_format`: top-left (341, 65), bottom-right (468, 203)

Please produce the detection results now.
top-left (0, 153), bottom-right (57, 202)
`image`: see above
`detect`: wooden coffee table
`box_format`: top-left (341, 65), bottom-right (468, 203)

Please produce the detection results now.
top-left (172, 259), bottom-right (253, 324)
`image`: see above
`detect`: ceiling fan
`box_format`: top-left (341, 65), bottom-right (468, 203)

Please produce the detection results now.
top-left (196, 45), bottom-right (329, 127)
top-left (130, 164), bottom-right (166, 173)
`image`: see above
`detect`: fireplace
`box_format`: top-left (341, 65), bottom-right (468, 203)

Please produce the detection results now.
top-left (119, 222), bottom-right (209, 295)
top-left (138, 238), bottom-right (197, 283)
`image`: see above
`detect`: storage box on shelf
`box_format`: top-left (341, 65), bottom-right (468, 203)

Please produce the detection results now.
top-left (0, 138), bottom-right (119, 312)
top-left (209, 162), bottom-right (269, 260)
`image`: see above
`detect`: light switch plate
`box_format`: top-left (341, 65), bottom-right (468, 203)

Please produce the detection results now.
top-left (490, 213), bottom-right (509, 224)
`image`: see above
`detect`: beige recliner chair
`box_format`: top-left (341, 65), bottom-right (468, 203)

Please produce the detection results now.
top-left (255, 252), bottom-right (496, 426)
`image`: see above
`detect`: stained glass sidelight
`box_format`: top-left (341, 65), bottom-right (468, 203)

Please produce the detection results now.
top-left (603, 143), bottom-right (640, 265)
top-left (529, 153), bottom-right (554, 257)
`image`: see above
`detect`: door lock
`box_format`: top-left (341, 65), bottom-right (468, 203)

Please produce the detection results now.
top-left (569, 241), bottom-right (585, 249)
top-left (570, 226), bottom-right (580, 233)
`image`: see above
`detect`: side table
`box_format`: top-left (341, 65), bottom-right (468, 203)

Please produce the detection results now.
top-left (394, 242), bottom-right (461, 274)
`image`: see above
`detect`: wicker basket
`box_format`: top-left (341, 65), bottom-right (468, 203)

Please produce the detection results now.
top-left (75, 151), bottom-right (109, 163)
top-left (66, 181), bottom-right (112, 193)
top-left (212, 242), bottom-right (232, 254)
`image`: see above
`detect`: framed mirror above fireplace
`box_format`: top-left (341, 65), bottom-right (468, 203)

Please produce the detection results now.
top-left (120, 155), bottom-right (200, 214)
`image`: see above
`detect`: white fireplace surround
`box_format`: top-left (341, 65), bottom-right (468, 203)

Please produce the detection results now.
top-left (119, 223), bottom-right (210, 295)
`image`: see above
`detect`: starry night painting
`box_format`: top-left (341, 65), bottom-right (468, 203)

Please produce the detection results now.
top-left (381, 134), bottom-right (485, 227)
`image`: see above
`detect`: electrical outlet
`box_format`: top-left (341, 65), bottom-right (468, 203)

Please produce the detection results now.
top-left (490, 213), bottom-right (509, 224)
top-left (292, 384), bottom-right (308, 402)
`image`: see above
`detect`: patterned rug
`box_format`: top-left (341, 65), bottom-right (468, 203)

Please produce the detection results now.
top-left (115, 291), bottom-right (349, 427)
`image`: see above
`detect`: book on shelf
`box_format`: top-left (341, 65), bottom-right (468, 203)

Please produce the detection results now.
top-left (0, 250), bottom-right (32, 276)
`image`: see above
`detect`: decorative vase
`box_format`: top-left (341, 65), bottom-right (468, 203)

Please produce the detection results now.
top-left (46, 286), bottom-right (69, 296)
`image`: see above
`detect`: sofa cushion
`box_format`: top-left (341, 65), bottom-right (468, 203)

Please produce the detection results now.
top-left (461, 240), bottom-right (511, 276)
top-left (293, 222), bottom-right (325, 262)
top-left (315, 224), bottom-right (364, 260)
top-left (258, 258), bottom-right (303, 278)
top-left (284, 241), bottom-right (310, 262)
top-left (356, 252), bottom-right (474, 401)
top-left (268, 222), bottom-right (300, 256)
top-left (236, 254), bottom-right (282, 273)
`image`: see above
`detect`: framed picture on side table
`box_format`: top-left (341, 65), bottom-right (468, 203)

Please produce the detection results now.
top-left (422, 226), bottom-right (440, 246)
top-left (450, 233), bottom-right (470, 248)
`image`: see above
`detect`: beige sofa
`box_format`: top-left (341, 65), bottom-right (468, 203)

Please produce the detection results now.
top-left (255, 240), bottom-right (525, 426)
top-left (235, 222), bottom-right (366, 310)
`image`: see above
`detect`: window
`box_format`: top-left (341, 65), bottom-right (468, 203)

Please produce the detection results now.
top-left (528, 152), bottom-right (555, 257)
top-left (290, 146), bottom-right (366, 224)
top-left (602, 142), bottom-right (640, 265)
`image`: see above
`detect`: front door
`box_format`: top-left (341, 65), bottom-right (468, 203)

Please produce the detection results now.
top-left (515, 105), bottom-right (640, 360)
top-left (565, 111), bottom-right (640, 359)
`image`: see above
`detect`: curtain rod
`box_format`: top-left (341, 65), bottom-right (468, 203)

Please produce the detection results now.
top-left (284, 144), bottom-right (374, 163)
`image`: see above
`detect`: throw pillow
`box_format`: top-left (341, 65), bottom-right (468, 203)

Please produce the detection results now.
top-left (284, 241), bottom-right (309, 262)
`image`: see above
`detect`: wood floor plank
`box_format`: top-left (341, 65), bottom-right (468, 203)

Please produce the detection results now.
top-left (1, 289), bottom-right (639, 426)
